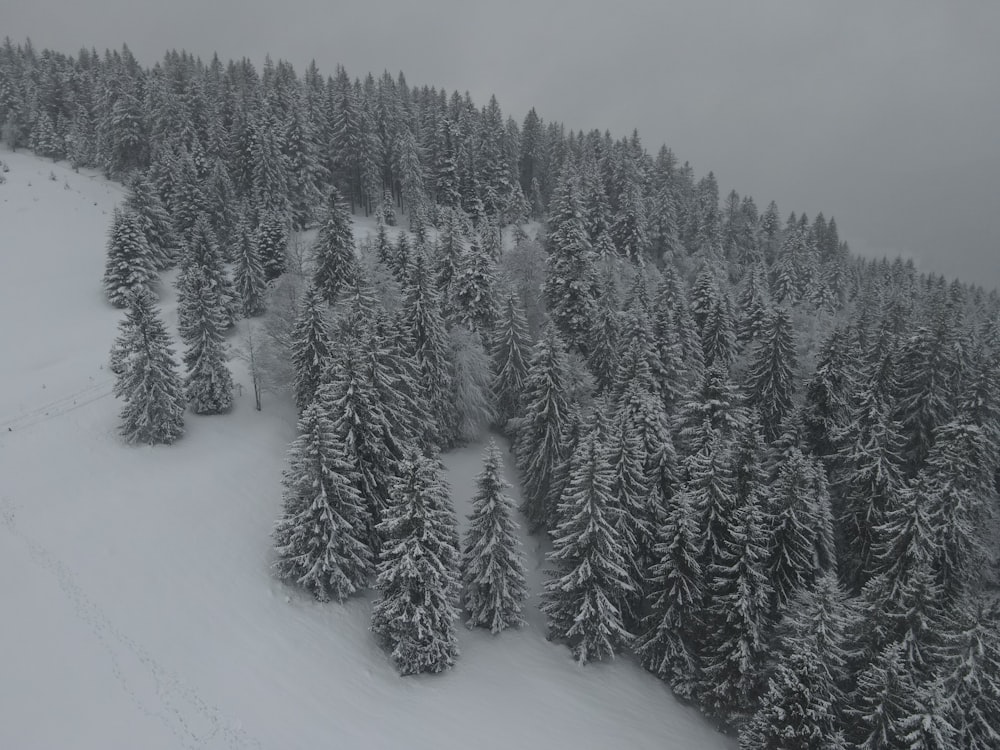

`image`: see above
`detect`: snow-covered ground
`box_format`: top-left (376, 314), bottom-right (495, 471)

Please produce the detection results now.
top-left (0, 150), bottom-right (731, 750)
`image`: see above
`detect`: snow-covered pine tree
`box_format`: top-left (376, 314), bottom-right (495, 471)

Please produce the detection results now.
top-left (256, 206), bottom-right (290, 281)
top-left (803, 325), bottom-right (857, 460)
top-left (312, 187), bottom-right (357, 305)
top-left (511, 325), bottom-right (571, 530)
top-left (370, 451), bottom-right (461, 675)
top-left (544, 165), bottom-right (599, 355)
top-left (490, 292), bottom-right (531, 431)
top-left (942, 600), bottom-right (1000, 749)
top-left (606, 403), bottom-right (653, 621)
top-left (634, 487), bottom-right (703, 699)
top-left (588, 292), bottom-right (622, 396)
top-left (541, 419), bottom-right (633, 664)
top-left (460, 441), bottom-right (527, 632)
top-left (909, 418), bottom-right (994, 603)
top-left (324, 335), bottom-right (402, 553)
top-left (401, 248), bottom-right (456, 450)
top-left (178, 264), bottom-right (233, 414)
top-left (744, 306), bottom-right (797, 442)
top-left (110, 288), bottom-right (185, 444)
top-left (452, 235), bottom-right (499, 336)
top-left (846, 642), bottom-right (922, 750)
top-left (833, 386), bottom-right (908, 593)
top-left (273, 401), bottom-right (373, 602)
top-left (740, 573), bottom-right (854, 748)
top-left (700, 296), bottom-right (736, 373)
top-left (697, 491), bottom-right (774, 719)
top-left (103, 207), bottom-right (156, 308)
top-left (291, 284), bottom-right (333, 411)
top-left (178, 213), bottom-right (236, 329)
top-left (449, 325), bottom-right (495, 443)
top-left (765, 448), bottom-right (836, 610)
top-left (891, 319), bottom-right (965, 476)
top-left (232, 209), bottom-right (267, 317)
top-left (123, 171), bottom-right (176, 270)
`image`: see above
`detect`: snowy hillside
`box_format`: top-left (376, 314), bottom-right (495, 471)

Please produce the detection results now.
top-left (0, 150), bottom-right (731, 750)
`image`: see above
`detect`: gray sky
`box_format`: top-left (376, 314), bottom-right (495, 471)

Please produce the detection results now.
top-left (8, 0), bottom-right (1000, 291)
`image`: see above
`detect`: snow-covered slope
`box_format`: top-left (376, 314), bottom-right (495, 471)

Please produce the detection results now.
top-left (0, 150), bottom-right (732, 750)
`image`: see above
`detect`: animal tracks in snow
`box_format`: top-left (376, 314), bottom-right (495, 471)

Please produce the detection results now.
top-left (0, 496), bottom-right (263, 750)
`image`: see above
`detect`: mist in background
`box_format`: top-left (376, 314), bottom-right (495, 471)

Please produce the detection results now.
top-left (7, 0), bottom-right (999, 289)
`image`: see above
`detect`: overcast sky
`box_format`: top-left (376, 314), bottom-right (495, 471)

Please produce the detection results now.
top-left (8, 1), bottom-right (1000, 290)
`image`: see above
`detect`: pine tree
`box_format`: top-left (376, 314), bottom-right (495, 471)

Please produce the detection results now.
top-left (460, 441), bottom-right (527, 632)
top-left (745, 307), bottom-right (797, 442)
top-left (606, 405), bottom-right (653, 620)
top-left (701, 297), bottom-right (737, 373)
top-left (635, 488), bottom-right (703, 699)
top-left (178, 214), bottom-right (236, 329)
top-left (452, 236), bottom-right (499, 336)
top-left (803, 325), bottom-right (857, 460)
top-left (232, 210), bottom-right (267, 317)
top-left (449, 325), bottom-right (495, 443)
top-left (847, 643), bottom-right (922, 750)
top-left (401, 249), bottom-right (455, 450)
top-left (103, 208), bottom-right (156, 308)
top-left (291, 284), bottom-right (333, 411)
top-left (325, 336), bottom-right (403, 553)
top-left (256, 207), bottom-right (289, 281)
top-left (944, 600), bottom-right (1000, 749)
top-left (698, 493), bottom-right (774, 719)
top-left (766, 448), bottom-right (836, 610)
top-left (541, 425), bottom-right (633, 664)
top-left (740, 573), bottom-right (854, 748)
top-left (490, 292), bottom-right (531, 430)
top-left (911, 419), bottom-right (994, 602)
top-left (892, 319), bottom-right (964, 475)
top-left (834, 387), bottom-right (908, 592)
top-left (123, 171), bottom-right (176, 270)
top-left (511, 326), bottom-right (571, 530)
top-left (178, 265), bottom-right (233, 414)
top-left (370, 452), bottom-right (461, 675)
top-left (110, 289), bottom-right (185, 445)
top-left (312, 187), bottom-right (357, 305)
top-left (544, 167), bottom-right (599, 354)
top-left (273, 402), bottom-right (373, 602)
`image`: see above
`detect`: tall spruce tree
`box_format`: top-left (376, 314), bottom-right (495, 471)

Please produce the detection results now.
top-left (401, 249), bottom-right (455, 450)
top-left (541, 422), bottom-right (634, 664)
top-left (460, 441), bottom-right (527, 632)
top-left (103, 207), bottom-right (156, 308)
top-left (370, 451), bottom-right (461, 675)
top-left (740, 573), bottom-right (854, 748)
top-left (944, 600), bottom-right (1000, 749)
top-left (291, 284), bottom-right (333, 411)
top-left (110, 288), bottom-right (185, 445)
top-left (123, 171), bottom-right (176, 270)
top-left (511, 326), bottom-right (571, 530)
top-left (744, 307), bottom-right (797, 442)
top-left (312, 187), bottom-right (357, 305)
top-left (490, 292), bottom-right (531, 431)
top-left (698, 492), bottom-right (774, 719)
top-left (232, 210), bottom-right (267, 317)
top-left (635, 487), bottom-right (703, 699)
top-left (765, 448), bottom-right (836, 610)
top-left (178, 265), bottom-right (233, 414)
top-left (273, 401), bottom-right (373, 602)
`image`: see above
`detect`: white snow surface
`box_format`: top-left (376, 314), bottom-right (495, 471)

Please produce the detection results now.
top-left (0, 151), bottom-right (732, 750)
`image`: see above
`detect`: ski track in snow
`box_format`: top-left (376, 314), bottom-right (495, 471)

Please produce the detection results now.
top-left (0, 374), bottom-right (114, 432)
top-left (0, 496), bottom-right (264, 750)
